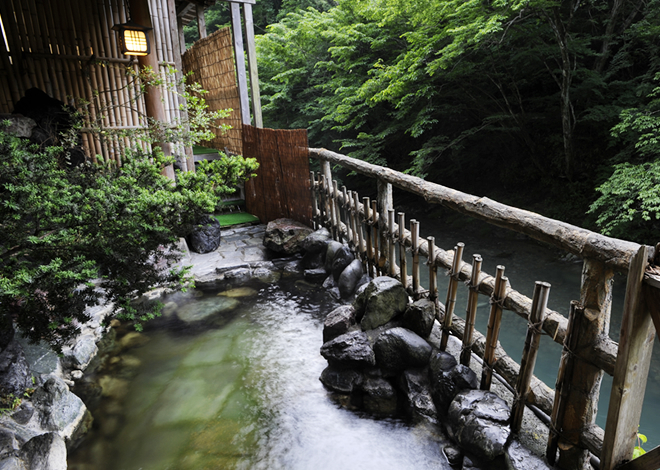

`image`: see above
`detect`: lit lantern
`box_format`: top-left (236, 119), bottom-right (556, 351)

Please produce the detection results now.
top-left (112, 21), bottom-right (151, 56)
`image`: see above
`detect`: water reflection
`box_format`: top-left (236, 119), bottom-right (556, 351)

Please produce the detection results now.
top-left (69, 279), bottom-right (449, 470)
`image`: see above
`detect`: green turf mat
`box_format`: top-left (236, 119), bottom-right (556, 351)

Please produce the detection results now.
top-left (192, 145), bottom-right (220, 155)
top-left (215, 213), bottom-right (260, 227)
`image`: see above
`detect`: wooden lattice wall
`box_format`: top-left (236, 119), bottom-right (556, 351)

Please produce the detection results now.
top-left (0, 0), bottom-right (184, 164)
top-left (181, 27), bottom-right (242, 155)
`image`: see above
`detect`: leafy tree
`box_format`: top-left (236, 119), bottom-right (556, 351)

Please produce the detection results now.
top-left (0, 72), bottom-right (258, 353)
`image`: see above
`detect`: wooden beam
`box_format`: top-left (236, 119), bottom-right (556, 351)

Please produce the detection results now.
top-left (230, 2), bottom-right (250, 125)
top-left (243, 2), bottom-right (262, 127)
top-left (601, 246), bottom-right (655, 470)
top-left (308, 148), bottom-right (646, 272)
top-left (617, 445), bottom-right (660, 470)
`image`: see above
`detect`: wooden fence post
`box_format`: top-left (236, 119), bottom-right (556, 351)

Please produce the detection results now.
top-left (310, 171), bottom-right (318, 229)
top-left (371, 199), bottom-right (380, 274)
top-left (428, 236), bottom-right (438, 306)
top-left (364, 197), bottom-right (374, 277)
top-left (557, 258), bottom-right (614, 470)
top-left (601, 246), bottom-right (654, 470)
top-left (389, 210), bottom-right (397, 276)
top-left (461, 254), bottom-right (482, 366)
top-left (378, 180), bottom-right (393, 273)
top-left (398, 212), bottom-right (408, 289)
top-left (480, 266), bottom-right (507, 391)
top-left (353, 191), bottom-right (365, 265)
top-left (511, 281), bottom-right (551, 433)
top-left (547, 300), bottom-right (584, 465)
top-left (441, 243), bottom-right (465, 351)
top-left (411, 219), bottom-right (420, 296)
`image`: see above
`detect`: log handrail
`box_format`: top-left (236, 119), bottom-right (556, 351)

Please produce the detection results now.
top-left (309, 148), bottom-right (646, 272)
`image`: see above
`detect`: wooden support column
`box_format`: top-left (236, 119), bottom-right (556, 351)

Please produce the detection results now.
top-left (196, 5), bottom-right (207, 39)
top-left (601, 246), bottom-right (655, 470)
top-left (243, 3), bottom-right (262, 128)
top-left (230, 2), bottom-right (250, 125)
top-left (557, 258), bottom-right (614, 470)
top-left (377, 180), bottom-right (393, 273)
top-left (131, 0), bottom-right (174, 179)
top-left (398, 212), bottom-right (408, 289)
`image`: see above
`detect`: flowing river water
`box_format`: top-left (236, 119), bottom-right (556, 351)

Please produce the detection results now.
top-left (68, 215), bottom-right (660, 469)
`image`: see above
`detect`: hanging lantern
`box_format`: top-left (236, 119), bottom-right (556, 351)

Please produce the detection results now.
top-left (112, 21), bottom-right (151, 56)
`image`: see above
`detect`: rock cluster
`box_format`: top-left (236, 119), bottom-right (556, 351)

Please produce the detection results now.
top-left (319, 275), bottom-right (551, 470)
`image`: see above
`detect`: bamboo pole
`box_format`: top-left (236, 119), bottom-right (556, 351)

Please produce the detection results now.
top-left (388, 210), bottom-right (397, 276)
top-left (364, 197), bottom-right (374, 277)
top-left (317, 172), bottom-right (326, 225)
top-left (441, 242), bottom-right (465, 351)
top-left (460, 254), bottom-right (483, 366)
top-left (333, 180), bottom-right (341, 242)
top-left (411, 219), bottom-right (420, 295)
top-left (398, 212), bottom-right (408, 289)
top-left (511, 281), bottom-right (551, 433)
top-left (310, 171), bottom-right (318, 229)
top-left (480, 266), bottom-right (507, 391)
top-left (342, 186), bottom-right (351, 245)
top-left (547, 300), bottom-right (584, 465)
top-left (346, 189), bottom-right (356, 249)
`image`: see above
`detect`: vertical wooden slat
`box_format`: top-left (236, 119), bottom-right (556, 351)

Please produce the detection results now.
top-left (353, 191), bottom-right (363, 261)
top-left (460, 254), bottom-right (482, 366)
top-left (428, 235), bottom-right (438, 305)
top-left (480, 266), bottom-right (507, 391)
top-left (511, 281), bottom-right (551, 433)
top-left (230, 2), bottom-right (250, 125)
top-left (388, 209), bottom-right (397, 276)
top-left (371, 199), bottom-right (379, 275)
top-left (411, 219), bottom-right (420, 295)
top-left (342, 186), bottom-right (351, 245)
top-left (601, 246), bottom-right (654, 470)
top-left (364, 197), bottom-right (374, 277)
top-left (441, 242), bottom-right (465, 351)
top-left (398, 212), bottom-right (408, 290)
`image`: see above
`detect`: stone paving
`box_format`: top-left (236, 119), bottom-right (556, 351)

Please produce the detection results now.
top-left (186, 224), bottom-right (269, 280)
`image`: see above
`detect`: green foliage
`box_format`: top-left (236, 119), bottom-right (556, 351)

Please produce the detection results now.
top-left (0, 71), bottom-right (258, 353)
top-left (633, 428), bottom-right (648, 459)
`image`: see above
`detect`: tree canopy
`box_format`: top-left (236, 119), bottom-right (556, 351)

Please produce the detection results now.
top-left (255, 0), bottom-right (660, 241)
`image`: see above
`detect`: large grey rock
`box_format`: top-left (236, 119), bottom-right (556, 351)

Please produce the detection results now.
top-left (323, 305), bottom-right (356, 343)
top-left (62, 334), bottom-right (98, 370)
top-left (403, 299), bottom-right (436, 338)
top-left (448, 390), bottom-right (511, 460)
top-left (373, 327), bottom-right (432, 373)
top-left (0, 115), bottom-right (36, 138)
top-left (399, 368), bottom-right (437, 423)
top-left (32, 377), bottom-right (92, 447)
top-left (301, 251), bottom-right (324, 270)
top-left (0, 341), bottom-right (32, 397)
top-left (263, 218), bottom-right (313, 254)
top-left (431, 363), bottom-right (479, 414)
top-left (320, 331), bottom-right (376, 368)
top-left (319, 366), bottom-right (363, 393)
top-left (304, 268), bottom-right (327, 284)
top-left (358, 277), bottom-right (408, 330)
top-left (186, 215), bottom-right (222, 254)
top-left (331, 245), bottom-right (354, 280)
top-left (428, 350), bottom-right (458, 381)
top-left (361, 377), bottom-right (397, 417)
top-left (338, 259), bottom-right (363, 299)
top-left (324, 241), bottom-right (343, 272)
top-left (20, 432), bottom-right (66, 470)
top-left (300, 228), bottom-right (331, 254)
top-left (505, 440), bottom-right (551, 470)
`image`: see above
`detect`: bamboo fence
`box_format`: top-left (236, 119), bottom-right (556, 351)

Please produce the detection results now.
top-left (181, 26), bottom-right (243, 155)
top-left (309, 147), bottom-right (660, 470)
top-left (0, 0), bottom-right (184, 165)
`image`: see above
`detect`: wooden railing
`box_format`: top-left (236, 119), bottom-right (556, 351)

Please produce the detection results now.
top-left (308, 147), bottom-right (660, 470)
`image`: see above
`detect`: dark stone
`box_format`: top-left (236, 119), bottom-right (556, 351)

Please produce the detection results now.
top-left (320, 366), bottom-right (363, 393)
top-left (300, 228), bottom-right (331, 254)
top-left (505, 440), bottom-right (551, 470)
top-left (0, 341), bottom-right (32, 397)
top-left (331, 245), bottom-right (354, 280)
top-left (186, 215), bottom-right (222, 254)
top-left (322, 275), bottom-right (336, 289)
top-left (449, 364), bottom-right (479, 391)
top-left (429, 350), bottom-right (458, 382)
top-left (448, 390), bottom-right (511, 460)
top-left (403, 299), bottom-right (436, 338)
top-left (320, 331), bottom-right (376, 368)
top-left (304, 268), bottom-right (328, 284)
top-left (301, 250), bottom-right (324, 270)
top-left (373, 327), bottom-right (432, 374)
top-left (10, 402), bottom-right (35, 425)
top-left (358, 277), bottom-right (408, 330)
top-left (443, 444), bottom-right (463, 466)
top-left (323, 305), bottom-right (356, 343)
top-left (399, 368), bottom-right (437, 423)
top-left (361, 377), bottom-right (398, 417)
top-left (0, 315), bottom-right (14, 352)
top-left (338, 259), bottom-right (363, 298)
top-left (263, 218), bottom-right (313, 254)
top-left (431, 364), bottom-right (479, 415)
top-left (324, 241), bottom-right (344, 272)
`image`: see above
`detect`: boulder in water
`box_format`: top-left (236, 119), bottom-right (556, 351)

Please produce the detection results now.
top-left (176, 297), bottom-right (240, 324)
top-left (373, 327), bottom-right (432, 373)
top-left (338, 259), bottom-right (363, 298)
top-left (320, 331), bottom-right (376, 368)
top-left (357, 277), bottom-right (408, 330)
top-left (263, 218), bottom-right (313, 254)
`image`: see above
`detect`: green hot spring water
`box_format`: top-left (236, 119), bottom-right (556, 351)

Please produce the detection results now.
top-left (68, 276), bottom-right (451, 470)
